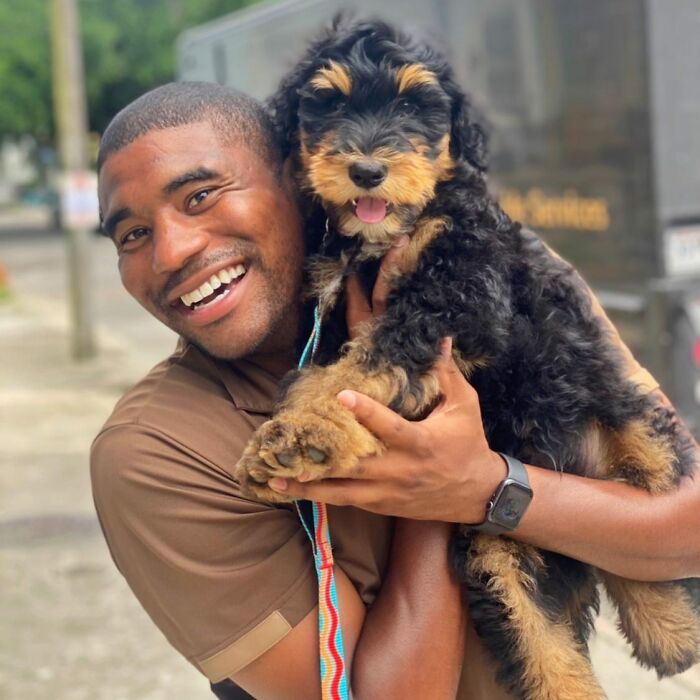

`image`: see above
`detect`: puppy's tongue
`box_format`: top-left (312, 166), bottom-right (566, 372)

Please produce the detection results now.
top-left (355, 197), bottom-right (388, 224)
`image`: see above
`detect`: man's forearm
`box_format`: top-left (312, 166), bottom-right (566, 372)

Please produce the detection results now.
top-left (513, 389), bottom-right (700, 581)
top-left (352, 519), bottom-right (465, 699)
top-left (513, 466), bottom-right (700, 581)
top-left (276, 380), bottom-right (700, 584)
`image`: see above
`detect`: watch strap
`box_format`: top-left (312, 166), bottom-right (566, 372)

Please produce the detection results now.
top-left (498, 452), bottom-right (529, 486)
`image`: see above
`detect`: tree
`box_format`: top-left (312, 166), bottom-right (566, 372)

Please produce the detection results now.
top-left (0, 0), bottom-right (53, 139)
top-left (0, 0), bottom-right (262, 141)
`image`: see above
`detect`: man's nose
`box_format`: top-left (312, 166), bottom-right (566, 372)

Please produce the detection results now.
top-left (151, 214), bottom-right (209, 274)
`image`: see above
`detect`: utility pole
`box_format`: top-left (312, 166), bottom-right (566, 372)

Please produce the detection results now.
top-left (50, 0), bottom-right (96, 359)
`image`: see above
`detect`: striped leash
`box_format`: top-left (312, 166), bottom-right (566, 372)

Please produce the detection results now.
top-left (295, 305), bottom-right (350, 700)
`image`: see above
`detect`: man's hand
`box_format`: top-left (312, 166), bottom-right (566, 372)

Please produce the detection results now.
top-left (269, 337), bottom-right (505, 522)
top-left (345, 234), bottom-right (408, 338)
top-left (269, 233), bottom-right (504, 521)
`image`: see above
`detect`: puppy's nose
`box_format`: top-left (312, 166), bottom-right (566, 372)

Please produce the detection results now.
top-left (349, 161), bottom-right (387, 189)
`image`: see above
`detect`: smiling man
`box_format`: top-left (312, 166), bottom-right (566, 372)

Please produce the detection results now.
top-left (92, 82), bottom-right (700, 700)
top-left (92, 82), bottom-right (467, 700)
top-left (97, 89), bottom-right (304, 363)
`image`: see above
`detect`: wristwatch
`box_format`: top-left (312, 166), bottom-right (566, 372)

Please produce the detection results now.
top-left (471, 453), bottom-right (533, 535)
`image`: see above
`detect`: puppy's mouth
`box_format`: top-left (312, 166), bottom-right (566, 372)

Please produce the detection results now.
top-left (351, 197), bottom-right (393, 224)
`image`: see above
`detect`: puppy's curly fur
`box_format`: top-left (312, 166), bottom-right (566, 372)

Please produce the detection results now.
top-left (235, 16), bottom-right (700, 699)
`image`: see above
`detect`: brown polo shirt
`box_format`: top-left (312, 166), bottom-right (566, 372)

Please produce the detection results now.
top-left (90, 346), bottom-right (393, 684)
top-left (91, 293), bottom-right (658, 698)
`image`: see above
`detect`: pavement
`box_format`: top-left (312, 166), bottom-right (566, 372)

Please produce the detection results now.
top-left (1, 219), bottom-right (700, 698)
top-left (0, 293), bottom-right (208, 700)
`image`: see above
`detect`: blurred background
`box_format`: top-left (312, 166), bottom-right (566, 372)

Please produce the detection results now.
top-left (1, 0), bottom-right (700, 698)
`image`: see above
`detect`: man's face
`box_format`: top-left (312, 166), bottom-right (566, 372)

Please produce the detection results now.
top-left (98, 121), bottom-right (305, 361)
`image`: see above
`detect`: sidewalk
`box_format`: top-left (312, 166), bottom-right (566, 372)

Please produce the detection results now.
top-left (0, 292), bottom-right (699, 699)
top-left (0, 294), bottom-right (207, 699)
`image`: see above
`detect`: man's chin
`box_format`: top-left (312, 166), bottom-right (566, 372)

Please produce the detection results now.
top-left (179, 330), bottom-right (260, 362)
top-left (152, 305), bottom-right (250, 361)
top-left (153, 292), bottom-right (300, 363)
top-left (178, 316), bottom-right (295, 363)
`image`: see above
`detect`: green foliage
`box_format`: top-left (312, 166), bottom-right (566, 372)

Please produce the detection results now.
top-left (0, 0), bottom-right (263, 140)
top-left (0, 0), bottom-right (53, 139)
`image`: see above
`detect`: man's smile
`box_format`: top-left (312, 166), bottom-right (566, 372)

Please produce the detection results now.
top-left (170, 263), bottom-right (252, 327)
top-left (169, 259), bottom-right (248, 309)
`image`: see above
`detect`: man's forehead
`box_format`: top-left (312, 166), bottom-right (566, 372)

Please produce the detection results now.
top-left (103, 122), bottom-right (223, 175)
top-left (98, 122), bottom-right (232, 205)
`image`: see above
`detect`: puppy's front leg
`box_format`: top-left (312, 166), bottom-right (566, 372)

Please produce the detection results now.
top-left (234, 336), bottom-right (441, 502)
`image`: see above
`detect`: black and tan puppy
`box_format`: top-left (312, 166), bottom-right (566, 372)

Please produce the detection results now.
top-left (235, 16), bottom-right (700, 700)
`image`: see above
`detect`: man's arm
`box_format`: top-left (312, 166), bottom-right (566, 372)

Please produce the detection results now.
top-left (234, 517), bottom-right (465, 700)
top-left (271, 365), bottom-right (700, 582)
top-left (272, 251), bottom-right (700, 582)
top-left (231, 246), bottom-right (467, 699)
top-left (514, 389), bottom-right (700, 581)
top-left (270, 241), bottom-right (700, 582)
top-left (93, 418), bottom-right (465, 700)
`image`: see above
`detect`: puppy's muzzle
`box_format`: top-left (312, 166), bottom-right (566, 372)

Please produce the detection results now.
top-left (349, 160), bottom-right (387, 189)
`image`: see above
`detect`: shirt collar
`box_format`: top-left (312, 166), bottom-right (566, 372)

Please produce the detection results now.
top-left (178, 339), bottom-right (294, 415)
top-left (219, 357), bottom-right (292, 415)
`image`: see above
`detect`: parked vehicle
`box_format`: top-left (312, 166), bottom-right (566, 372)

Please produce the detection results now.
top-left (178, 0), bottom-right (700, 431)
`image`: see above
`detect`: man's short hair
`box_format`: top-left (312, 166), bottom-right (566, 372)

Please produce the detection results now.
top-left (97, 81), bottom-right (282, 173)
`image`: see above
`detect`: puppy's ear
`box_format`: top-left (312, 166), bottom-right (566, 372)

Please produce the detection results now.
top-left (266, 62), bottom-right (309, 159)
top-left (267, 12), bottom-right (355, 158)
top-left (448, 85), bottom-right (488, 173)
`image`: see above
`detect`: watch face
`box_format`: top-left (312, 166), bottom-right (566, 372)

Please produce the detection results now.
top-left (492, 482), bottom-right (532, 528)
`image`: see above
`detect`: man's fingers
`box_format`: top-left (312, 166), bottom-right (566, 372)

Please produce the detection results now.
top-left (346, 235), bottom-right (409, 326)
top-left (372, 236), bottom-right (409, 315)
top-left (345, 274), bottom-right (373, 337)
top-left (337, 389), bottom-right (421, 449)
top-left (432, 337), bottom-right (478, 407)
top-left (269, 476), bottom-right (377, 507)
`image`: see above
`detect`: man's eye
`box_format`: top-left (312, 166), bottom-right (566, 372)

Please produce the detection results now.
top-left (121, 227), bottom-right (149, 246)
top-left (187, 188), bottom-right (213, 209)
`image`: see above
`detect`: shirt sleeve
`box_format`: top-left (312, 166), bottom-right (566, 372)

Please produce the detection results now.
top-left (90, 423), bottom-right (317, 682)
top-left (540, 239), bottom-right (660, 394)
top-left (586, 291), bottom-right (660, 394)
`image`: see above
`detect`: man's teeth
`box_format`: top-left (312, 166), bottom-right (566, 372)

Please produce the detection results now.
top-left (180, 264), bottom-right (246, 307)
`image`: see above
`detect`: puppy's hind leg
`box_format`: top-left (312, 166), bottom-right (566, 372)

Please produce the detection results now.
top-left (594, 419), bottom-right (700, 675)
top-left (453, 531), bottom-right (606, 700)
top-left (600, 574), bottom-right (700, 676)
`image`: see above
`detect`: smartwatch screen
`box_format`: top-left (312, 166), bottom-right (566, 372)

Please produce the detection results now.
top-left (493, 482), bottom-right (532, 527)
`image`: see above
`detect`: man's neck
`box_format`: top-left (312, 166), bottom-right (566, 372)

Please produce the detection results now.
top-left (238, 348), bottom-right (296, 382)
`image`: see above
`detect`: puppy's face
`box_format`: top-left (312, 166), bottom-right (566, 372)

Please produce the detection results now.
top-left (297, 57), bottom-right (454, 244)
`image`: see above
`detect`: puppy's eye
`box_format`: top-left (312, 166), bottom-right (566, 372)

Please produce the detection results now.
top-left (322, 91), bottom-right (346, 112)
top-left (397, 98), bottom-right (418, 114)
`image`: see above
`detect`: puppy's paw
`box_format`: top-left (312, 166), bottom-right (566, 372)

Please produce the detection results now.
top-left (234, 446), bottom-right (294, 504)
top-left (234, 404), bottom-right (383, 502)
